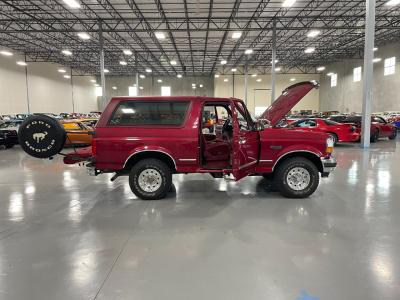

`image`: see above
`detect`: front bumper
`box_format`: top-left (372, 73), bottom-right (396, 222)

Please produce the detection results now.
top-left (321, 156), bottom-right (337, 177)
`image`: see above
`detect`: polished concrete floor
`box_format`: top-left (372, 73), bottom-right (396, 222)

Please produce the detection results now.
top-left (0, 139), bottom-right (400, 300)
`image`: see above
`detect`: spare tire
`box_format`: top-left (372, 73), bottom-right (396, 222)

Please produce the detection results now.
top-left (18, 114), bottom-right (66, 158)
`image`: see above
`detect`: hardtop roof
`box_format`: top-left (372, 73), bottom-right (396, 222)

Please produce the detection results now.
top-left (110, 96), bottom-right (242, 102)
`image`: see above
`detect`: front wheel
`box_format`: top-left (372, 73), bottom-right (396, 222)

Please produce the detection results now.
top-left (129, 158), bottom-right (172, 200)
top-left (274, 157), bottom-right (319, 198)
top-left (389, 130), bottom-right (397, 140)
top-left (370, 130), bottom-right (379, 143)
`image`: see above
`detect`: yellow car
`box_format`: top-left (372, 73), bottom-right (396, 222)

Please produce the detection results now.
top-left (62, 121), bottom-right (93, 146)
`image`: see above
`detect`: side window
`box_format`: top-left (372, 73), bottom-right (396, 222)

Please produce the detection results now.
top-left (202, 106), bottom-right (217, 125)
top-left (216, 106), bottom-right (229, 122)
top-left (295, 120), bottom-right (308, 128)
top-left (109, 101), bottom-right (189, 126)
top-left (236, 108), bottom-right (251, 131)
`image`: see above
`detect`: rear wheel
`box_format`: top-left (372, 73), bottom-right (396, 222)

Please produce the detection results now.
top-left (370, 129), bottom-right (379, 143)
top-left (129, 158), bottom-right (172, 200)
top-left (389, 130), bottom-right (397, 140)
top-left (274, 157), bottom-right (319, 198)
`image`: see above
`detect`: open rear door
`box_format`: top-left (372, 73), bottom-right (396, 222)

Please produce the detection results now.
top-left (231, 100), bottom-right (260, 181)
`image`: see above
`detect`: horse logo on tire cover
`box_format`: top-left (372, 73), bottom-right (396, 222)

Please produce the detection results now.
top-left (32, 131), bottom-right (48, 143)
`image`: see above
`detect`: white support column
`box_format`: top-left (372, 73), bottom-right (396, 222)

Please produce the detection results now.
top-left (361, 0), bottom-right (376, 148)
top-left (244, 65), bottom-right (248, 104)
top-left (271, 20), bottom-right (277, 103)
top-left (135, 52), bottom-right (139, 95)
top-left (98, 21), bottom-right (106, 107)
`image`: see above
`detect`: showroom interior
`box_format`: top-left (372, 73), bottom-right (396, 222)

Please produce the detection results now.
top-left (0, 0), bottom-right (400, 299)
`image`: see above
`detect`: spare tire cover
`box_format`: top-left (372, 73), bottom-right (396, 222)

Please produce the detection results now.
top-left (18, 114), bottom-right (66, 158)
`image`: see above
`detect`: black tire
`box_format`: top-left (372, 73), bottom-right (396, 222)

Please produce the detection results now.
top-left (327, 132), bottom-right (338, 145)
top-left (262, 173), bottom-right (273, 180)
top-left (18, 114), bottom-right (66, 158)
top-left (274, 157), bottom-right (319, 198)
top-left (5, 143), bottom-right (14, 149)
top-left (370, 129), bottom-right (379, 143)
top-left (129, 158), bottom-right (172, 200)
top-left (389, 130), bottom-right (397, 140)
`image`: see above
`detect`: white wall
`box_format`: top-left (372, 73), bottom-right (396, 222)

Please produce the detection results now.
top-left (0, 54), bottom-right (98, 114)
top-left (214, 73), bottom-right (320, 116)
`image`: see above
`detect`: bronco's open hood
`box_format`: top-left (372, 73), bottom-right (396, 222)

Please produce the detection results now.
top-left (260, 81), bottom-right (319, 126)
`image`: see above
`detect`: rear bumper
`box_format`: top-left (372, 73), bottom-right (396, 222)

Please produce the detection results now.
top-left (321, 156), bottom-right (337, 177)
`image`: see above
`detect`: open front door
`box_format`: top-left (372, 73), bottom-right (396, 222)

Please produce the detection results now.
top-left (231, 100), bottom-right (260, 181)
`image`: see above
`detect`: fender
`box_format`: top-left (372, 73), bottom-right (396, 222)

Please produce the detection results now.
top-left (123, 145), bottom-right (177, 170)
top-left (272, 146), bottom-right (323, 171)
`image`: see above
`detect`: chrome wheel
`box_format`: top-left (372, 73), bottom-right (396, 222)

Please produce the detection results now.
top-left (138, 168), bottom-right (162, 193)
top-left (286, 167), bottom-right (311, 191)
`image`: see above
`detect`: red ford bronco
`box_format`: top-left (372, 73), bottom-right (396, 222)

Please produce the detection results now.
top-left (18, 81), bottom-right (336, 200)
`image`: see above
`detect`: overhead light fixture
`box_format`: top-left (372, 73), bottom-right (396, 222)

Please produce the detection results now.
top-left (199, 84), bottom-right (203, 88)
top-left (231, 68), bottom-right (237, 72)
top-left (220, 60), bottom-right (227, 65)
top-left (282, 0), bottom-right (296, 7)
top-left (192, 86), bottom-right (196, 90)
top-left (223, 78), bottom-right (229, 82)
top-left (251, 74), bottom-right (257, 77)
top-left (170, 60), bottom-right (177, 65)
top-left (271, 59), bottom-right (279, 64)
top-left (103, 69), bottom-right (109, 73)
top-left (307, 30), bottom-right (321, 38)
top-left (58, 69), bottom-right (66, 73)
top-left (155, 32), bottom-right (166, 40)
top-left (232, 32), bottom-right (242, 39)
top-left (304, 47), bottom-right (315, 54)
top-left (62, 50), bottom-right (72, 56)
top-left (0, 50), bottom-right (13, 56)
top-left (256, 78), bottom-right (262, 82)
top-left (177, 74), bottom-right (182, 78)
top-left (62, 0), bottom-right (80, 8)
top-left (290, 78), bottom-right (296, 81)
top-left (77, 32), bottom-right (90, 40)
top-left (112, 86), bottom-right (117, 90)
top-left (326, 72), bottom-right (334, 76)
top-left (139, 86), bottom-right (144, 90)
top-left (63, 75), bottom-right (71, 79)
top-left (373, 58), bottom-right (382, 63)
top-left (386, 0), bottom-right (400, 6)
top-left (139, 74), bottom-right (145, 78)
top-left (373, 47), bottom-right (378, 51)
top-left (145, 68), bottom-right (152, 73)
top-left (157, 79), bottom-right (162, 83)
top-left (317, 66), bottom-right (326, 71)
top-left (90, 79), bottom-right (96, 83)
top-left (214, 74), bottom-right (220, 78)
top-left (119, 61), bottom-right (127, 66)
top-left (275, 67), bottom-right (281, 72)
top-left (16, 61), bottom-right (27, 66)
top-left (192, 83), bottom-right (196, 86)
top-left (244, 49), bottom-right (253, 55)
top-left (123, 49), bottom-right (133, 55)
top-left (94, 83), bottom-right (99, 87)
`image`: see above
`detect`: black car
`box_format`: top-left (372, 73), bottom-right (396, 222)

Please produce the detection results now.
top-left (0, 129), bottom-right (18, 149)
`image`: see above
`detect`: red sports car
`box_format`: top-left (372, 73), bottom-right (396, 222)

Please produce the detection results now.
top-left (289, 118), bottom-right (360, 144)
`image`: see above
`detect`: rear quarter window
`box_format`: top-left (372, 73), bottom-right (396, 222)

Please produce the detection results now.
top-left (109, 101), bottom-right (190, 126)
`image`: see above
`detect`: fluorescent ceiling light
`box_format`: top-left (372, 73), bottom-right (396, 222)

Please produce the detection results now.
top-left (245, 49), bottom-right (253, 55)
top-left (112, 86), bottom-right (117, 90)
top-left (170, 60), bottom-right (177, 65)
top-left (157, 79), bottom-right (162, 83)
top-left (199, 84), bottom-right (203, 88)
top-left (139, 86), bottom-right (144, 90)
top-left (103, 69), bottom-right (109, 73)
top-left (94, 84), bottom-right (99, 87)
top-left (326, 72), bottom-right (334, 76)
top-left (256, 78), bottom-right (262, 82)
top-left (304, 47), bottom-right (315, 54)
top-left (123, 49), bottom-right (132, 55)
top-left (231, 68), bottom-right (237, 72)
top-left (177, 74), bottom-right (182, 78)
top-left (63, 0), bottom-right (80, 8)
top-left (223, 78), bottom-right (229, 82)
top-left (307, 30), bottom-right (321, 38)
top-left (271, 59), bottom-right (279, 64)
top-left (58, 69), bottom-right (66, 73)
top-left (139, 74), bottom-right (145, 78)
top-left (373, 58), bottom-right (382, 63)
top-left (386, 0), bottom-right (400, 6)
top-left (232, 32), bottom-right (242, 39)
top-left (63, 75), bottom-right (71, 79)
top-left (290, 78), bottom-right (296, 81)
top-left (214, 74), bottom-right (220, 78)
top-left (62, 50), bottom-right (72, 56)
top-left (275, 67), bottom-right (281, 72)
top-left (317, 66), bottom-right (326, 71)
top-left (77, 32), bottom-right (90, 40)
top-left (119, 61), bottom-right (127, 66)
top-left (282, 0), bottom-right (296, 7)
top-left (145, 68), bottom-right (152, 73)
top-left (251, 74), bottom-right (257, 77)
top-left (373, 47), bottom-right (378, 51)
top-left (16, 61), bottom-right (27, 66)
top-left (90, 79), bottom-right (96, 83)
top-left (220, 60), bottom-right (227, 65)
top-left (192, 83), bottom-right (196, 86)
top-left (0, 50), bottom-right (13, 56)
top-left (192, 86), bottom-right (196, 89)
top-left (155, 32), bottom-right (166, 39)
